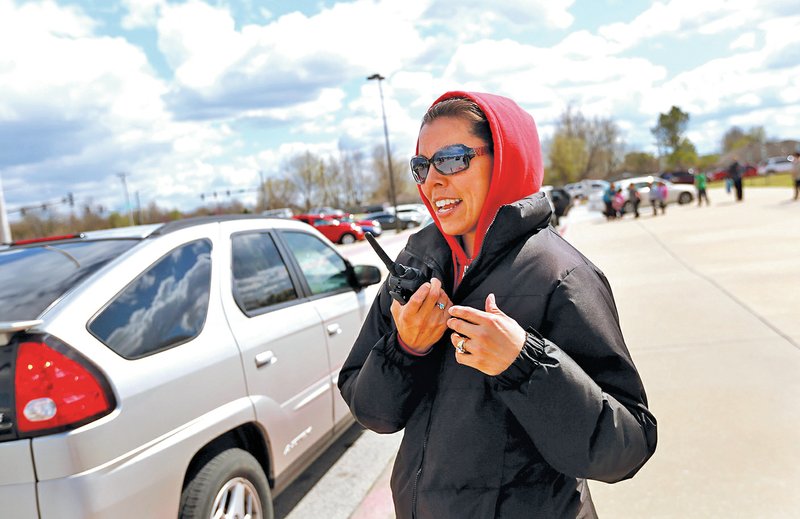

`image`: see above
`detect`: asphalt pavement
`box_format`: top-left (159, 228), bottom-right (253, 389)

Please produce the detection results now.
top-left (286, 186), bottom-right (800, 518)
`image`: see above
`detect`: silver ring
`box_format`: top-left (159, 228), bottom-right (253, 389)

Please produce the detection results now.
top-left (436, 302), bottom-right (446, 310)
top-left (456, 338), bottom-right (467, 354)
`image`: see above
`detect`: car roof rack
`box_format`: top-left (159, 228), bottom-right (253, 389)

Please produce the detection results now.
top-left (151, 214), bottom-right (274, 236)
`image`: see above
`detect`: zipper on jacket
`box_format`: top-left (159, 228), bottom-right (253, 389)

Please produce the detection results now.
top-left (410, 339), bottom-right (448, 519)
top-left (411, 435), bottom-right (427, 518)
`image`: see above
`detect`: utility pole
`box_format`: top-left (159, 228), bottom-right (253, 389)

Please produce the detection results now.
top-left (117, 172), bottom-right (134, 226)
top-left (259, 170), bottom-right (266, 211)
top-left (367, 73), bottom-right (400, 233)
top-left (0, 172), bottom-right (11, 243)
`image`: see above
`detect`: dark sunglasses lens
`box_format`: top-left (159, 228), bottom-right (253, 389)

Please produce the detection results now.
top-left (433, 152), bottom-right (469, 174)
top-left (410, 157), bottom-right (429, 183)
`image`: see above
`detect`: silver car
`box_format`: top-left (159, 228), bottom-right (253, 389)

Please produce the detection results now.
top-left (588, 175), bottom-right (695, 214)
top-left (0, 215), bottom-right (382, 519)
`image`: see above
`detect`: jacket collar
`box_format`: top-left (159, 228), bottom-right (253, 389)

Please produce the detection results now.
top-left (405, 194), bottom-right (552, 298)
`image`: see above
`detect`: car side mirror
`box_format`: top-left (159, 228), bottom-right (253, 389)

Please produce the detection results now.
top-left (352, 264), bottom-right (382, 288)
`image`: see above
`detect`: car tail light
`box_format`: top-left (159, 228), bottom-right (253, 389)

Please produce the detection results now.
top-left (15, 339), bottom-right (114, 434)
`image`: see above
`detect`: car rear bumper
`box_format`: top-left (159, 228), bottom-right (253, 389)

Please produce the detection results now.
top-left (0, 440), bottom-right (39, 518)
top-left (31, 399), bottom-right (257, 518)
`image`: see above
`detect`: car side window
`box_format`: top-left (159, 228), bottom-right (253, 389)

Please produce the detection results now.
top-left (88, 239), bottom-right (212, 359)
top-left (231, 232), bottom-right (298, 313)
top-left (281, 231), bottom-right (351, 295)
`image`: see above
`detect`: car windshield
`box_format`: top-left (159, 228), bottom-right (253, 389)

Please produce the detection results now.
top-left (0, 239), bottom-right (139, 321)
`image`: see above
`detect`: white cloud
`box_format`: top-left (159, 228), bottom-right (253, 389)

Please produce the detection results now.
top-left (730, 32), bottom-right (756, 49)
top-left (425, 0), bottom-right (575, 30)
top-left (120, 0), bottom-right (165, 29)
top-left (0, 0), bottom-right (235, 213)
top-left (157, 0), bottom-right (431, 119)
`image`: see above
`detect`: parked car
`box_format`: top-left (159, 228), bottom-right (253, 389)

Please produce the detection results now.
top-left (293, 213), bottom-right (365, 244)
top-left (706, 163), bottom-right (758, 181)
top-left (567, 179), bottom-right (611, 200)
top-left (588, 176), bottom-right (696, 214)
top-left (307, 206), bottom-right (345, 217)
top-left (757, 156), bottom-right (794, 175)
top-left (363, 211), bottom-right (421, 231)
top-left (540, 185), bottom-right (573, 226)
top-left (0, 216), bottom-right (383, 519)
top-left (261, 207), bottom-right (294, 218)
top-left (389, 204), bottom-right (428, 227)
top-left (660, 170), bottom-right (695, 185)
top-left (326, 213), bottom-right (382, 237)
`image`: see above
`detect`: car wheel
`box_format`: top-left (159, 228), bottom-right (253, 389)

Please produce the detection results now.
top-left (179, 448), bottom-right (273, 519)
top-left (678, 192), bottom-right (693, 204)
top-left (340, 233), bottom-right (356, 244)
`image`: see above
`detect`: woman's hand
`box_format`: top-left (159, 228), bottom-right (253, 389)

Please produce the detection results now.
top-left (391, 277), bottom-right (452, 354)
top-left (447, 293), bottom-right (526, 375)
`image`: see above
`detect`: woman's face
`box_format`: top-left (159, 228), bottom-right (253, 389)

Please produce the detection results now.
top-left (417, 116), bottom-right (493, 250)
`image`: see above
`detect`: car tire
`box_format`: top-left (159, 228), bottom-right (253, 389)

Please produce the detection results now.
top-left (340, 233), bottom-right (356, 244)
top-left (678, 192), bottom-right (693, 205)
top-left (179, 448), bottom-right (273, 519)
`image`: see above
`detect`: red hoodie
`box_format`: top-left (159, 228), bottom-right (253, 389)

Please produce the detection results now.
top-left (416, 91), bottom-right (544, 284)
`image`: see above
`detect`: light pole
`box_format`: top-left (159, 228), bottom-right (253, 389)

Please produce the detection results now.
top-left (0, 172), bottom-right (11, 243)
top-left (117, 172), bottom-right (135, 226)
top-left (366, 73), bottom-right (400, 233)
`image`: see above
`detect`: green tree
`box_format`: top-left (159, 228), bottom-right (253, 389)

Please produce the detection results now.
top-left (651, 106), bottom-right (693, 168)
top-left (547, 134), bottom-right (588, 184)
top-left (621, 151), bottom-right (659, 175)
top-left (668, 138), bottom-right (698, 169)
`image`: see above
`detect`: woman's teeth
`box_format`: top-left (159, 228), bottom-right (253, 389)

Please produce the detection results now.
top-left (435, 198), bottom-right (461, 212)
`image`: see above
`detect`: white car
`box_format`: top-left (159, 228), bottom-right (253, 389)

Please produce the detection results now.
top-left (564, 179), bottom-right (609, 200)
top-left (757, 156), bottom-right (794, 175)
top-left (588, 176), bottom-right (696, 214)
top-left (0, 216), bottom-right (382, 519)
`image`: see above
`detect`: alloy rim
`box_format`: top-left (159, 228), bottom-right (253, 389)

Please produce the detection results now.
top-left (210, 477), bottom-right (262, 519)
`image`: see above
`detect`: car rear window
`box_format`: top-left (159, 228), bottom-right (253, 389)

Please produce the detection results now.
top-left (0, 240), bottom-right (139, 321)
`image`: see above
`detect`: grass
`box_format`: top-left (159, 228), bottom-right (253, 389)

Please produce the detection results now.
top-left (708, 172), bottom-right (794, 188)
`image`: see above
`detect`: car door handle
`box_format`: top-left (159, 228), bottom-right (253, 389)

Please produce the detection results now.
top-left (255, 351), bottom-right (277, 368)
top-left (327, 323), bottom-right (342, 337)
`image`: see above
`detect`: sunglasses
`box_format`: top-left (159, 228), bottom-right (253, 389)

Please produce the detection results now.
top-left (409, 144), bottom-right (492, 184)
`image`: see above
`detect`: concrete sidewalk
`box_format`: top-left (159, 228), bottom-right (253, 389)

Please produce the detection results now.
top-left (351, 186), bottom-right (800, 518)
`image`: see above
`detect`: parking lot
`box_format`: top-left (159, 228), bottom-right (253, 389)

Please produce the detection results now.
top-left (291, 186), bottom-right (800, 518)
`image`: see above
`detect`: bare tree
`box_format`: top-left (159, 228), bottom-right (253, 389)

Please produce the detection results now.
top-left (338, 146), bottom-right (371, 210)
top-left (260, 177), bottom-right (298, 210)
top-left (547, 105), bottom-right (624, 181)
top-left (285, 151), bottom-right (323, 211)
top-left (370, 145), bottom-right (417, 204)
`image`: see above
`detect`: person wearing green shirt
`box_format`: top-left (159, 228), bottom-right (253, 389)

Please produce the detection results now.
top-left (695, 171), bottom-right (709, 206)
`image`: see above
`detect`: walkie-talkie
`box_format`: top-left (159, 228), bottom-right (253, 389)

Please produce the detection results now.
top-left (365, 232), bottom-right (429, 305)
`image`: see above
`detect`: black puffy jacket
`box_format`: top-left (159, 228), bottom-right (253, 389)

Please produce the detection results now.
top-left (338, 194), bottom-right (657, 518)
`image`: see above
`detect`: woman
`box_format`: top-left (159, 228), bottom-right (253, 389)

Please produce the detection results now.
top-left (338, 92), bottom-right (657, 518)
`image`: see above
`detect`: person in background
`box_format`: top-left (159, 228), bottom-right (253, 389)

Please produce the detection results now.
top-left (603, 182), bottom-right (616, 220)
top-left (612, 186), bottom-right (626, 218)
top-left (728, 157), bottom-right (744, 201)
top-left (627, 182), bottom-right (641, 218)
top-left (649, 181), bottom-right (663, 216)
top-left (338, 92), bottom-right (657, 519)
top-left (792, 151), bottom-right (800, 201)
top-left (695, 170), bottom-right (709, 206)
top-left (658, 181), bottom-right (669, 213)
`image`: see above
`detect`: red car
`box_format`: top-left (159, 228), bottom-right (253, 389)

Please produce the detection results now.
top-left (322, 213), bottom-right (382, 237)
top-left (706, 163), bottom-right (757, 182)
top-left (293, 214), bottom-right (366, 244)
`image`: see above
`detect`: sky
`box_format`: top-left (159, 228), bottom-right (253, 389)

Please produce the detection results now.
top-left (1, 0), bottom-right (798, 217)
